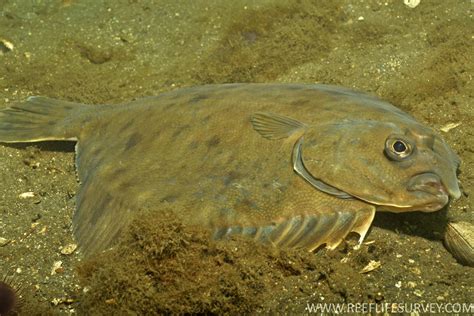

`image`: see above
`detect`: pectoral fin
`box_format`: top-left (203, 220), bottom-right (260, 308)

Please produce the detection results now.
top-left (251, 112), bottom-right (306, 140)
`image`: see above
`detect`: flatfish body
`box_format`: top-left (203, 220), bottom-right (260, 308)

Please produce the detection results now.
top-left (0, 84), bottom-right (461, 255)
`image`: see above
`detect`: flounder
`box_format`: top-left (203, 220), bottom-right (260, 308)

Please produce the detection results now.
top-left (0, 84), bottom-right (461, 255)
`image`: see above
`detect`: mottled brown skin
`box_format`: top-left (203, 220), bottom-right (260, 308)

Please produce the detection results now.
top-left (0, 84), bottom-right (460, 255)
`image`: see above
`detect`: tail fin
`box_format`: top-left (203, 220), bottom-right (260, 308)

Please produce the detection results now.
top-left (0, 96), bottom-right (88, 143)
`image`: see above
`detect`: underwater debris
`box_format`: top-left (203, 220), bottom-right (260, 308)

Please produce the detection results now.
top-left (0, 237), bottom-right (10, 247)
top-left (0, 38), bottom-right (14, 54)
top-left (359, 260), bottom-right (381, 274)
top-left (440, 122), bottom-right (461, 133)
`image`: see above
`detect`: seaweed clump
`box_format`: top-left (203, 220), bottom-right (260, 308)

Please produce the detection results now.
top-left (76, 211), bottom-right (270, 314)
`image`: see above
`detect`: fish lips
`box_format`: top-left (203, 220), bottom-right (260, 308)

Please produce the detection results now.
top-left (406, 172), bottom-right (461, 212)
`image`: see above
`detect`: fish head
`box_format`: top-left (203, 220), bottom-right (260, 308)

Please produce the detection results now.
top-left (300, 120), bottom-right (461, 212)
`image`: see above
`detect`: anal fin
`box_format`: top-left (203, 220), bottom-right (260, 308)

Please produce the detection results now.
top-left (213, 207), bottom-right (376, 252)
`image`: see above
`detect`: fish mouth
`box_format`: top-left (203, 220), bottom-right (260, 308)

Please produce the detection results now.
top-left (406, 172), bottom-right (459, 212)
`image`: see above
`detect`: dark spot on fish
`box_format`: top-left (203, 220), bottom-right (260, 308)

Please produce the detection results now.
top-left (285, 85), bottom-right (306, 90)
top-left (118, 180), bottom-right (134, 191)
top-left (223, 154), bottom-right (234, 165)
top-left (113, 167), bottom-right (127, 178)
top-left (234, 198), bottom-right (257, 212)
top-left (77, 144), bottom-right (101, 170)
top-left (242, 31), bottom-right (258, 44)
top-left (89, 193), bottom-right (113, 225)
top-left (164, 102), bottom-right (176, 110)
top-left (61, 104), bottom-right (74, 110)
top-left (202, 114), bottom-right (211, 123)
top-left (290, 99), bottom-right (310, 106)
top-left (223, 171), bottom-right (240, 186)
top-left (125, 132), bottom-right (142, 150)
top-left (160, 194), bottom-right (179, 203)
top-left (252, 160), bottom-right (263, 171)
top-left (178, 161), bottom-right (189, 171)
top-left (217, 206), bottom-right (236, 218)
top-left (87, 145), bottom-right (100, 156)
top-left (349, 138), bottom-right (361, 145)
top-left (206, 135), bottom-right (221, 148)
top-left (188, 140), bottom-right (199, 150)
top-left (172, 124), bottom-right (190, 138)
top-left (189, 94), bottom-right (209, 104)
top-left (119, 118), bottom-right (135, 133)
top-left (192, 189), bottom-right (205, 200)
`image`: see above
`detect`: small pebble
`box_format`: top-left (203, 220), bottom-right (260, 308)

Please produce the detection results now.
top-left (51, 298), bottom-right (61, 306)
top-left (18, 192), bottom-right (35, 199)
top-left (51, 297), bottom-right (74, 306)
top-left (51, 261), bottom-right (63, 275)
top-left (410, 267), bottom-right (421, 275)
top-left (414, 289), bottom-right (424, 297)
top-left (60, 243), bottom-right (77, 255)
top-left (0, 38), bottom-right (14, 53)
top-left (440, 122), bottom-right (461, 132)
top-left (0, 237), bottom-right (10, 246)
top-left (360, 260), bottom-right (381, 273)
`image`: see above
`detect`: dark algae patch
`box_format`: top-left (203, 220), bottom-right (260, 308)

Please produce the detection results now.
top-left (0, 0), bottom-right (472, 314)
top-left (77, 212), bottom-right (265, 314)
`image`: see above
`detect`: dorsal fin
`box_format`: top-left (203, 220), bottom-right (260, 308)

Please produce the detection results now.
top-left (251, 112), bottom-right (306, 140)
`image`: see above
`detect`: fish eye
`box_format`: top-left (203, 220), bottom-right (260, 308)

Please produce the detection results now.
top-left (393, 140), bottom-right (407, 153)
top-left (385, 137), bottom-right (413, 161)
